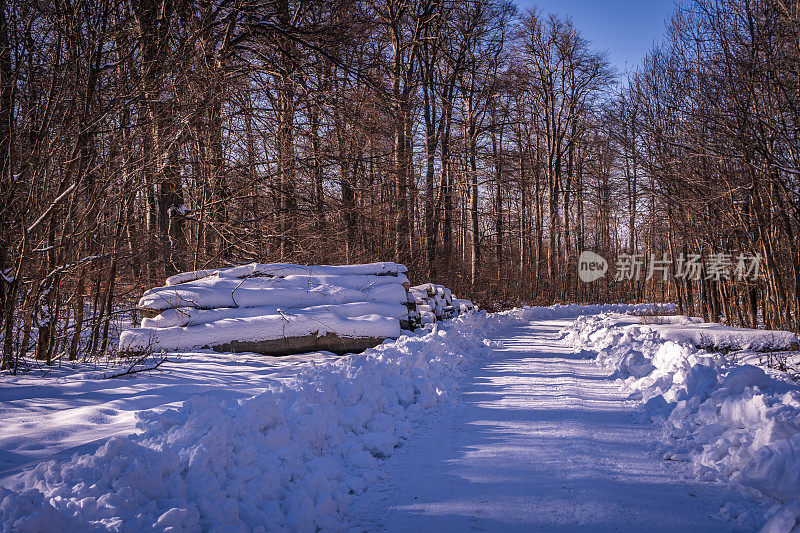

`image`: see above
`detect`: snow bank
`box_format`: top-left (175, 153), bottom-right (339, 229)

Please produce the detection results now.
top-left (3, 303), bottom-right (660, 532)
top-left (120, 263), bottom-right (411, 355)
top-left (564, 313), bottom-right (800, 531)
top-left (1, 310), bottom-right (505, 532)
top-left (656, 323), bottom-right (799, 352)
top-left (499, 302), bottom-right (673, 323)
top-left (0, 351), bottom-right (337, 483)
top-left (585, 313), bottom-right (798, 352)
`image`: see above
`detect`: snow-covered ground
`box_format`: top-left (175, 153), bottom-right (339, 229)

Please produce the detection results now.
top-left (0, 352), bottom-right (338, 482)
top-left (349, 318), bottom-right (744, 532)
top-left (1, 305), bottom-right (799, 532)
top-left (1, 307), bottom-right (512, 531)
top-left (564, 313), bottom-right (800, 531)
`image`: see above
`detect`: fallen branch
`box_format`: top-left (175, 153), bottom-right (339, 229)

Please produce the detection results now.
top-left (104, 351), bottom-right (170, 379)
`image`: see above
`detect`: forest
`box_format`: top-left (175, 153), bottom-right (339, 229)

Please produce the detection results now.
top-left (1, 0), bottom-right (800, 369)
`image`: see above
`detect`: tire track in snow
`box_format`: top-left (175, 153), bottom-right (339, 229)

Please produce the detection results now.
top-left (350, 318), bottom-right (749, 532)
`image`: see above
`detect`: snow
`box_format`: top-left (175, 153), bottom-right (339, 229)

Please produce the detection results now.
top-left (140, 302), bottom-right (409, 330)
top-left (1, 310), bottom-right (504, 531)
top-left (591, 313), bottom-right (798, 351)
top-left (657, 323), bottom-right (798, 351)
top-left (350, 318), bottom-right (742, 532)
top-left (4, 302), bottom-right (793, 532)
top-left (453, 298), bottom-right (474, 314)
top-left (564, 313), bottom-right (800, 530)
top-left (139, 272), bottom-right (408, 312)
top-left (163, 262), bottom-right (407, 288)
top-left (0, 352), bottom-right (336, 482)
top-left (122, 307), bottom-right (402, 353)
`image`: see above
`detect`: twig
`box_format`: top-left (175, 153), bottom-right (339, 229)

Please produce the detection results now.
top-left (104, 351), bottom-right (170, 378)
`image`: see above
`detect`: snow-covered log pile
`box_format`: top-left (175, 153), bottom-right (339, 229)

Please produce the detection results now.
top-left (407, 283), bottom-right (475, 326)
top-left (119, 262), bottom-right (411, 355)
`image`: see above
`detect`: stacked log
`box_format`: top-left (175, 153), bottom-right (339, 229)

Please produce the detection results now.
top-left (407, 283), bottom-right (475, 327)
top-left (119, 262), bottom-right (410, 355)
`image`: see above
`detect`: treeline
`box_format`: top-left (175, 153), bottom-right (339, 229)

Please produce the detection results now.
top-left (617, 0), bottom-right (800, 332)
top-left (1, 0), bottom-right (798, 369)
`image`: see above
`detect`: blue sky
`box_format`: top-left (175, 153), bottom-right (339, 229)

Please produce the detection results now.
top-left (514, 0), bottom-right (676, 75)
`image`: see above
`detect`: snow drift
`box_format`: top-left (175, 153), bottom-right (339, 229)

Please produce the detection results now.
top-left (564, 313), bottom-right (800, 531)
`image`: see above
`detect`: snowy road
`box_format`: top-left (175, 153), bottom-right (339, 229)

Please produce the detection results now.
top-left (352, 318), bottom-right (743, 532)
